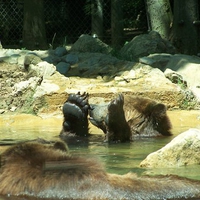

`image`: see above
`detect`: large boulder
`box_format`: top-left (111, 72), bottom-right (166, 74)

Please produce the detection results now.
top-left (66, 52), bottom-right (131, 77)
top-left (140, 128), bottom-right (200, 168)
top-left (140, 53), bottom-right (200, 86)
top-left (120, 31), bottom-right (175, 61)
top-left (140, 53), bottom-right (200, 100)
top-left (70, 34), bottom-right (112, 54)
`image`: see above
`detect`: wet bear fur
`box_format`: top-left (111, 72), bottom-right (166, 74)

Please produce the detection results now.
top-left (60, 92), bottom-right (172, 143)
top-left (1, 141), bottom-right (200, 200)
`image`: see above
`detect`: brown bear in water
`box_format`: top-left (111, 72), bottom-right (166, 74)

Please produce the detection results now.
top-left (60, 92), bottom-right (172, 143)
top-left (0, 140), bottom-right (200, 200)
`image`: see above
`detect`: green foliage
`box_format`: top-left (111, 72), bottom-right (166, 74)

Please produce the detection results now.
top-left (180, 91), bottom-right (199, 110)
top-left (177, 79), bottom-right (187, 90)
top-left (63, 36), bottom-right (68, 47)
top-left (49, 33), bottom-right (56, 49)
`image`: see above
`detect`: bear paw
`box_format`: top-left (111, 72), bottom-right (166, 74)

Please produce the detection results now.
top-left (60, 92), bottom-right (90, 139)
top-left (105, 94), bottom-right (131, 143)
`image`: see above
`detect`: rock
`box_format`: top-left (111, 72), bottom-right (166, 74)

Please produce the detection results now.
top-left (0, 49), bottom-right (24, 64)
top-left (12, 77), bottom-right (41, 95)
top-left (7, 54), bottom-right (19, 64)
top-left (70, 34), bottom-right (112, 54)
top-left (120, 31), bottom-right (175, 61)
top-left (54, 46), bottom-right (67, 57)
top-left (24, 53), bottom-right (42, 67)
top-left (65, 53), bottom-right (79, 65)
top-left (30, 61), bottom-right (56, 78)
top-left (139, 53), bottom-right (172, 69)
top-left (56, 62), bottom-right (70, 75)
top-left (164, 68), bottom-right (187, 89)
top-left (10, 106), bottom-right (17, 112)
top-left (192, 87), bottom-right (200, 101)
top-left (165, 54), bottom-right (200, 88)
top-left (140, 128), bottom-right (200, 168)
top-left (0, 46), bottom-right (198, 114)
top-left (33, 79), bottom-right (60, 98)
top-left (114, 69), bottom-right (136, 82)
top-left (66, 52), bottom-right (129, 77)
top-left (139, 53), bottom-right (200, 101)
top-left (139, 56), bottom-right (156, 66)
top-left (42, 55), bottom-right (62, 65)
top-left (141, 54), bottom-right (200, 88)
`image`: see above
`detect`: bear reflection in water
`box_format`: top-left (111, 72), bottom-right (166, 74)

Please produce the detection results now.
top-left (0, 141), bottom-right (200, 200)
top-left (60, 92), bottom-right (172, 143)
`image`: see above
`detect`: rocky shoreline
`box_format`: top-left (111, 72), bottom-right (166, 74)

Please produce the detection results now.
top-left (0, 32), bottom-right (200, 116)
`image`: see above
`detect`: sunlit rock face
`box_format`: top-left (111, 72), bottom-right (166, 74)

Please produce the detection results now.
top-left (120, 31), bottom-right (176, 62)
top-left (140, 53), bottom-right (200, 100)
top-left (140, 128), bottom-right (200, 168)
top-left (0, 33), bottom-right (199, 115)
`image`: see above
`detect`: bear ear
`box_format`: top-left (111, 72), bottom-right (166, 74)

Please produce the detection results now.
top-left (152, 103), bottom-right (172, 136)
top-left (53, 141), bottom-right (68, 152)
top-left (152, 103), bottom-right (167, 116)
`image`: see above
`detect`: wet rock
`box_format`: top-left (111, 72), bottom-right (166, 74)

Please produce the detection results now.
top-left (140, 128), bottom-right (200, 168)
top-left (120, 31), bottom-right (175, 61)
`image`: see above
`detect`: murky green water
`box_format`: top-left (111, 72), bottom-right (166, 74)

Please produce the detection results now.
top-left (0, 110), bottom-right (200, 185)
top-left (58, 136), bottom-right (200, 180)
top-left (1, 111), bottom-right (200, 183)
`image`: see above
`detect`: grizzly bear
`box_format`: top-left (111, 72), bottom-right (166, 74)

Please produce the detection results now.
top-left (60, 92), bottom-right (172, 143)
top-left (0, 141), bottom-right (200, 200)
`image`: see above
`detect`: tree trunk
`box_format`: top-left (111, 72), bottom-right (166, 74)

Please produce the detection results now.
top-left (23, 0), bottom-right (48, 50)
top-left (111, 0), bottom-right (124, 48)
top-left (171, 0), bottom-right (200, 55)
top-left (91, 0), bottom-right (104, 40)
top-left (145, 0), bottom-right (172, 39)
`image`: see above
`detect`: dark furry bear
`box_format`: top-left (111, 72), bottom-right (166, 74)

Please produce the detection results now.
top-left (0, 141), bottom-right (200, 199)
top-left (60, 92), bottom-right (172, 143)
